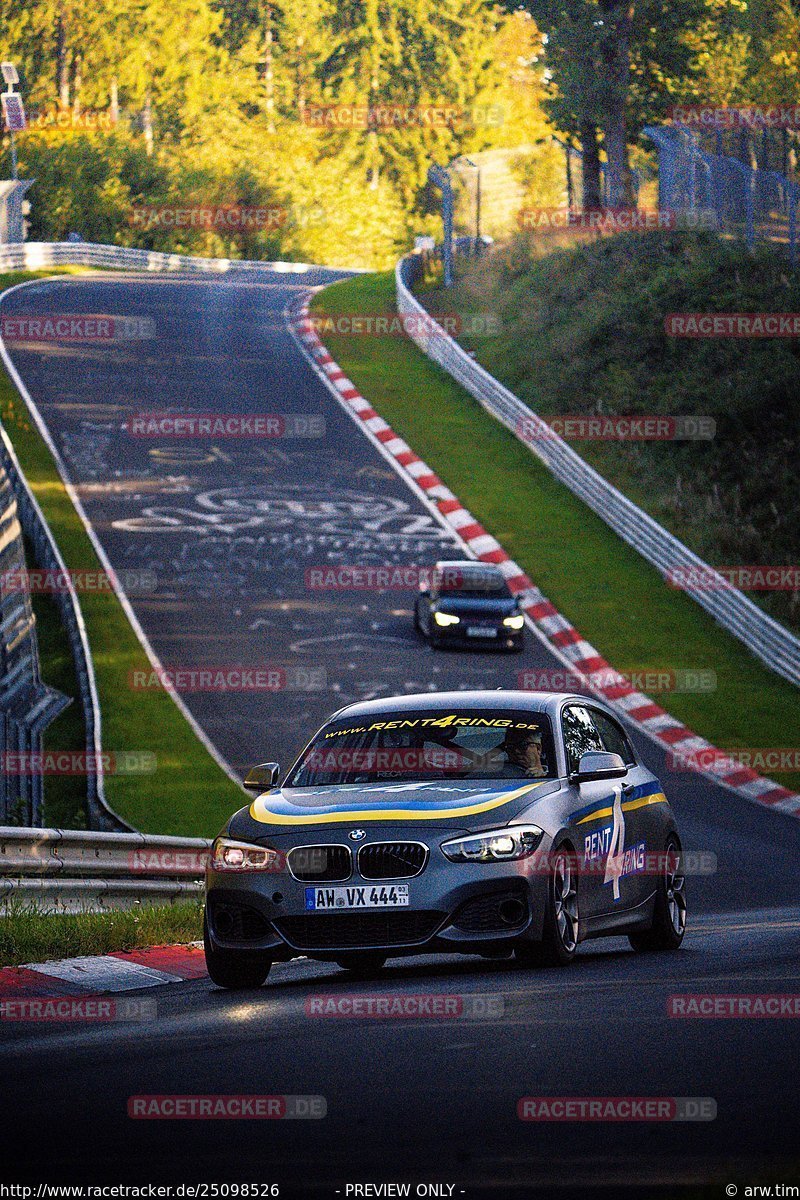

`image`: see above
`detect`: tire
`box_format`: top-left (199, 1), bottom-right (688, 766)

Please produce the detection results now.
top-left (414, 603), bottom-right (441, 648)
top-left (334, 953), bottom-right (387, 976)
top-left (204, 914), bottom-right (272, 989)
top-left (515, 845), bottom-right (579, 968)
top-left (628, 838), bottom-right (686, 953)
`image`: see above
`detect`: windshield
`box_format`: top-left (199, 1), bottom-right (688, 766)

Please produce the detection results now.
top-left (287, 709), bottom-right (556, 787)
top-left (435, 565), bottom-right (510, 599)
top-left (441, 585), bottom-right (511, 599)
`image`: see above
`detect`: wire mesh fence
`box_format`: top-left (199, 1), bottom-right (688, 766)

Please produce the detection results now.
top-left (645, 123), bottom-right (799, 262)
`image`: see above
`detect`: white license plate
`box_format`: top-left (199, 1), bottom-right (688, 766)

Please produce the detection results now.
top-left (467, 625), bottom-right (498, 638)
top-left (304, 884), bottom-right (409, 911)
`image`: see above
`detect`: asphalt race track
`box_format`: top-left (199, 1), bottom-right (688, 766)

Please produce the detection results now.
top-left (1, 272), bottom-right (799, 1195)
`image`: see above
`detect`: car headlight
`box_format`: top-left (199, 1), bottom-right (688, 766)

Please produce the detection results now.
top-left (503, 614), bottom-right (525, 630)
top-left (441, 825), bottom-right (544, 863)
top-left (433, 611), bottom-right (460, 627)
top-left (211, 837), bottom-right (282, 872)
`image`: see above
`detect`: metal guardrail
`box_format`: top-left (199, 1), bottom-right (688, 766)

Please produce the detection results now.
top-left (396, 249), bottom-right (800, 688)
top-left (0, 439), bottom-right (69, 826)
top-left (0, 240), bottom-right (317, 274)
top-left (0, 426), bottom-right (127, 830)
top-left (0, 825), bottom-right (210, 911)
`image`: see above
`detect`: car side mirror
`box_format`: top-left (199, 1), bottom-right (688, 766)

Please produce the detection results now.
top-left (244, 762), bottom-right (281, 791)
top-left (572, 751), bottom-right (628, 785)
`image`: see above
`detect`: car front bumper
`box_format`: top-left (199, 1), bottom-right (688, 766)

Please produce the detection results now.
top-left (431, 624), bottom-right (523, 651)
top-left (205, 828), bottom-right (550, 960)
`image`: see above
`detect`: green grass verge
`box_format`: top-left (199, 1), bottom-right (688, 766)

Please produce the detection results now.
top-left (311, 271), bottom-right (800, 792)
top-left (0, 899), bottom-right (203, 968)
top-left (1, 269), bottom-right (244, 835)
top-left (423, 232), bottom-right (800, 634)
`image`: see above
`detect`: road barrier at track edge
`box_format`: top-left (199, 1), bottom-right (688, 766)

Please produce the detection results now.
top-left (289, 295), bottom-right (800, 820)
top-left (395, 250), bottom-right (800, 693)
top-left (0, 825), bottom-right (210, 910)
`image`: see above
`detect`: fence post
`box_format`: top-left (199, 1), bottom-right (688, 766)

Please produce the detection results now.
top-left (745, 166), bottom-right (756, 248)
top-left (427, 164), bottom-right (454, 287)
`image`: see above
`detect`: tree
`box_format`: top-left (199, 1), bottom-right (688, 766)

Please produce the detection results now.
top-left (523, 0), bottom-right (607, 204)
top-left (513, 0), bottom-right (738, 206)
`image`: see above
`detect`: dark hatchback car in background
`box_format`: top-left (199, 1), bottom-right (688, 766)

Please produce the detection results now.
top-left (204, 690), bottom-right (686, 989)
top-left (414, 559), bottom-right (525, 650)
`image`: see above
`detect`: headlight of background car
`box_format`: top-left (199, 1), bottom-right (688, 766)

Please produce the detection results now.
top-left (211, 837), bottom-right (282, 872)
top-left (441, 825), bottom-right (543, 862)
top-left (503, 614), bottom-right (525, 629)
top-left (433, 611), bottom-right (460, 627)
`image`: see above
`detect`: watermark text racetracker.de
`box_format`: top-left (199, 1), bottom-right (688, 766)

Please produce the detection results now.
top-left (128, 665), bottom-right (326, 693)
top-left (669, 994), bottom-right (800, 1018)
top-left (127, 1095), bottom-right (326, 1119)
top-left (670, 104), bottom-right (800, 128)
top-left (518, 1097), bottom-right (717, 1122)
top-left (23, 106), bottom-right (118, 135)
top-left (128, 205), bottom-right (288, 233)
top-left (0, 568), bottom-right (156, 597)
top-left (517, 207), bottom-right (718, 233)
top-left (517, 666), bottom-right (717, 694)
top-left (0, 997), bottom-right (157, 1023)
top-left (124, 413), bottom-right (324, 439)
top-left (666, 313), bottom-right (800, 337)
top-left (309, 312), bottom-right (502, 338)
top-left (304, 993), bottom-right (504, 1019)
top-left (515, 414), bottom-right (715, 442)
top-left (304, 563), bottom-right (502, 591)
top-left (128, 202), bottom-right (327, 231)
top-left (302, 102), bottom-right (504, 128)
top-left (0, 314), bottom-right (155, 343)
top-left (129, 847), bottom-right (210, 874)
top-left (1, 751), bottom-right (156, 776)
top-left (668, 748), bottom-right (800, 774)
top-left (668, 565), bottom-right (800, 592)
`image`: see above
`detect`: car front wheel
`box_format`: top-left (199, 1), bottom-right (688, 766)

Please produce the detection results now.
top-left (516, 845), bottom-right (579, 967)
top-left (204, 914), bottom-right (272, 989)
top-left (628, 838), bottom-right (686, 952)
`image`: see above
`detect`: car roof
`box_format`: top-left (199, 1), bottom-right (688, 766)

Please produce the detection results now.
top-left (330, 690), bottom-right (598, 722)
top-left (434, 559), bottom-right (504, 576)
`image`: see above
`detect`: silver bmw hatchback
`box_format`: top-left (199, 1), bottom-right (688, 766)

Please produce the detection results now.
top-left (204, 691), bottom-right (686, 988)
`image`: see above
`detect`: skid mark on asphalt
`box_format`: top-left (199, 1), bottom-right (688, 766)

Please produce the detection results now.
top-left (1, 274), bottom-right (561, 773)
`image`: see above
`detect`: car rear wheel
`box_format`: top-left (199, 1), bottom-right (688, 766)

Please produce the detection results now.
top-left (515, 845), bottom-right (579, 967)
top-left (628, 838), bottom-right (686, 952)
top-left (334, 953), bottom-right (387, 976)
top-left (203, 914), bottom-right (272, 989)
